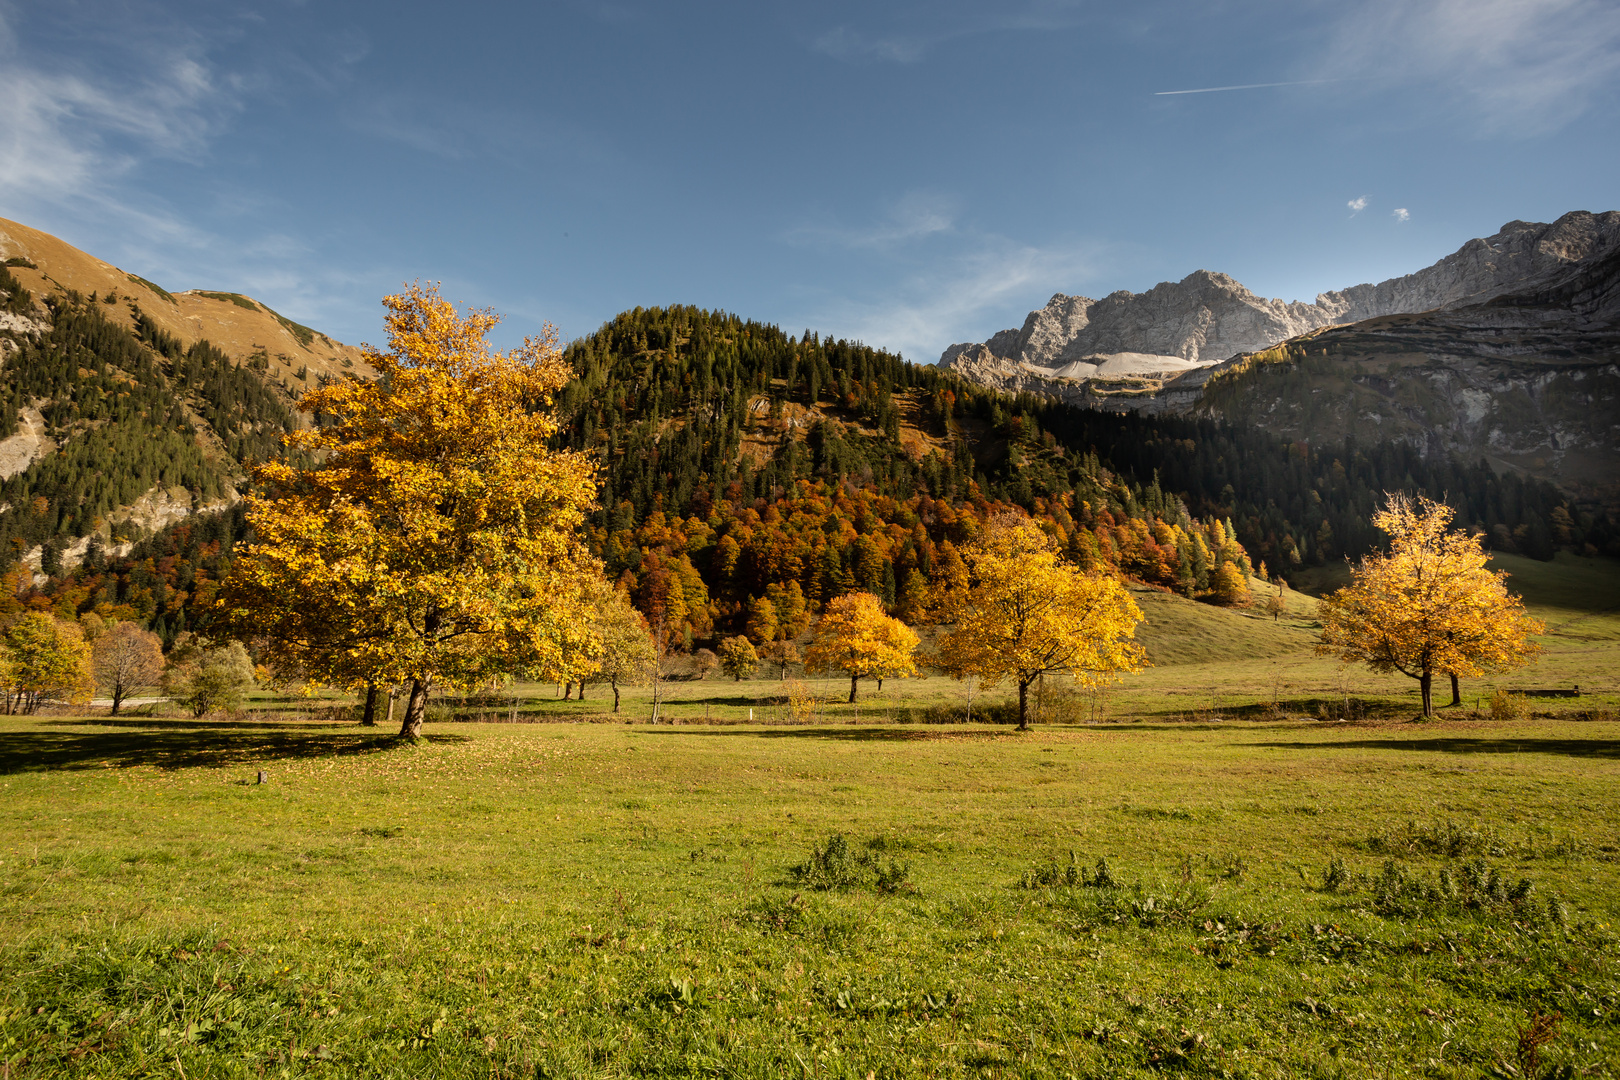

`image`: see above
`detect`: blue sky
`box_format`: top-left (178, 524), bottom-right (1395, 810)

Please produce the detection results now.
top-left (3, 0), bottom-right (1618, 362)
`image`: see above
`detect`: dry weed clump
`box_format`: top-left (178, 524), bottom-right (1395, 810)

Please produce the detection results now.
top-left (1490, 689), bottom-right (1530, 722)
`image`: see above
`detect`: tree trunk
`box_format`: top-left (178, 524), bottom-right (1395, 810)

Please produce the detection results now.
top-left (360, 683), bottom-right (378, 727)
top-left (578, 681), bottom-right (587, 701)
top-left (109, 683), bottom-right (124, 716)
top-left (877, 677), bottom-right (883, 691)
top-left (1419, 672), bottom-right (1433, 718)
top-left (1447, 672), bottom-right (1461, 708)
top-left (1017, 680), bottom-right (1031, 731)
top-left (399, 678), bottom-right (429, 739)
top-left (612, 680), bottom-right (621, 714)
top-left (848, 674), bottom-right (859, 703)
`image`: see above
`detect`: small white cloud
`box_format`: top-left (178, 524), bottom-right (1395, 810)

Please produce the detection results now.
top-left (807, 2), bottom-right (1088, 64)
top-left (1347, 196), bottom-right (1369, 214)
top-left (1393, 207), bottom-right (1411, 222)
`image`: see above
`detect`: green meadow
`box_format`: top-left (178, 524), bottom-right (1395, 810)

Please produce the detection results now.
top-left (2, 553), bottom-right (1618, 1078)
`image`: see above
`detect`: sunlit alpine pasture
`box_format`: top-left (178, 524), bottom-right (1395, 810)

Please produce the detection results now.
top-left (2, 554), bottom-right (1618, 1079)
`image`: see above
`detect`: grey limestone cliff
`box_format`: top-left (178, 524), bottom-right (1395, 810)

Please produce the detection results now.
top-left (941, 210), bottom-right (1620, 400)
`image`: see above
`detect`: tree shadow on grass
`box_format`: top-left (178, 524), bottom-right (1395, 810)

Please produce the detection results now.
top-left (0, 721), bottom-right (470, 774)
top-left (1253, 737), bottom-right (1620, 760)
top-left (630, 726), bottom-right (1018, 741)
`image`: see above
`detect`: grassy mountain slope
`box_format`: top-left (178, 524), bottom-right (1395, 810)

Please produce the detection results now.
top-left (0, 232), bottom-right (362, 579)
top-left (0, 217), bottom-right (372, 387)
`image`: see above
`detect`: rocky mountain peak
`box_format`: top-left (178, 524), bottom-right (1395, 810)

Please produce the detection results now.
top-left (942, 210), bottom-right (1620, 382)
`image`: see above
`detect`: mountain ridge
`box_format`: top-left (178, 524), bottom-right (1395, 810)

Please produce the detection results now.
top-left (942, 210), bottom-right (1620, 375)
top-left (937, 211), bottom-right (1620, 502)
top-left (0, 222), bottom-right (371, 581)
top-left (0, 217), bottom-right (373, 387)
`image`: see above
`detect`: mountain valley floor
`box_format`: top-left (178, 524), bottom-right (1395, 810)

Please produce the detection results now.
top-left (1, 554), bottom-right (1617, 1078)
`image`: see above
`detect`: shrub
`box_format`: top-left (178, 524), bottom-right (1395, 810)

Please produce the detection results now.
top-left (1363, 858), bottom-right (1568, 927)
top-left (1316, 697), bottom-right (1368, 722)
top-left (783, 679), bottom-right (822, 723)
top-left (790, 834), bottom-right (912, 894)
top-left (1019, 854), bottom-right (1123, 890)
top-left (163, 638), bottom-right (255, 716)
top-left (1491, 689), bottom-right (1530, 722)
top-left (1322, 857), bottom-right (1350, 892)
top-left (1365, 819), bottom-right (1508, 859)
top-left (1086, 882), bottom-right (1211, 927)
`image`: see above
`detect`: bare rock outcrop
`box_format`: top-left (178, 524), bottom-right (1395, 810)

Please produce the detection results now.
top-left (0, 407), bottom-right (53, 480)
top-left (942, 211), bottom-right (1620, 400)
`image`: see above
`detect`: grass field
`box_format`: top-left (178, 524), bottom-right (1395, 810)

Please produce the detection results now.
top-left (2, 555), bottom-right (1618, 1077)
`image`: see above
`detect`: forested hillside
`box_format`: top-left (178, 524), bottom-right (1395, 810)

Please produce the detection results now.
top-left (0, 265), bottom-right (300, 577)
top-left (7, 294), bottom-right (1607, 652)
top-left (549, 305), bottom-right (1603, 648)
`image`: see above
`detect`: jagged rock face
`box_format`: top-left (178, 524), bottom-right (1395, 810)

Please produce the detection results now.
top-left (942, 210), bottom-right (1620, 373)
top-left (938, 211), bottom-right (1620, 500)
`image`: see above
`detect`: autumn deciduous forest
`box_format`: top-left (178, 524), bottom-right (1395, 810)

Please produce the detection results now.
top-left (0, 275), bottom-right (1612, 690)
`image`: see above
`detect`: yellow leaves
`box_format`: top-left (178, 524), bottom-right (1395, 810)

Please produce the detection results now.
top-left (0, 612), bottom-right (95, 711)
top-left (935, 518), bottom-right (1146, 708)
top-left (803, 592), bottom-right (919, 685)
top-left (1317, 494), bottom-right (1543, 716)
top-left (215, 285), bottom-right (600, 698)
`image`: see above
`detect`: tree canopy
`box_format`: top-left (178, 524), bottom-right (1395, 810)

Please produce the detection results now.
top-left (803, 591), bottom-right (918, 702)
top-left (0, 612), bottom-right (93, 715)
top-left (213, 285), bottom-right (600, 737)
top-left (91, 621), bottom-right (165, 715)
top-left (936, 518), bottom-right (1146, 730)
top-left (718, 635), bottom-right (760, 681)
top-left (1317, 494), bottom-right (1543, 717)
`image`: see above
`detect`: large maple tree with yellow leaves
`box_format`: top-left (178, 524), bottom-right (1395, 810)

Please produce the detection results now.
top-left (804, 591), bottom-right (920, 703)
top-left (214, 285), bottom-right (600, 737)
top-left (1317, 494), bottom-right (1543, 717)
top-left (936, 518), bottom-right (1146, 730)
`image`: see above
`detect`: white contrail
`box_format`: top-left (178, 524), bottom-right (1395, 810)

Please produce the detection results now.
top-left (1155, 80), bottom-right (1336, 96)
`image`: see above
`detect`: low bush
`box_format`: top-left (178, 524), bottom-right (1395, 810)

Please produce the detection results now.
top-left (1364, 818), bottom-right (1509, 859)
top-left (1323, 857), bottom-right (1569, 928)
top-left (790, 834), bottom-right (912, 894)
top-left (1491, 689), bottom-right (1531, 722)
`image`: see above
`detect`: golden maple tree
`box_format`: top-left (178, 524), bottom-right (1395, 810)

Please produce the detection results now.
top-left (717, 635), bottom-right (760, 681)
top-left (0, 612), bottom-right (94, 715)
top-left (1316, 494), bottom-right (1543, 717)
top-left (214, 285), bottom-right (599, 737)
top-left (936, 518), bottom-right (1146, 731)
top-left (581, 586), bottom-right (657, 713)
top-left (804, 591), bottom-right (919, 702)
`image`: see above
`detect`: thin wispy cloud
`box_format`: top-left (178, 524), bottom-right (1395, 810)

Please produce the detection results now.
top-left (1393, 208), bottom-right (1411, 222)
top-left (1320, 0), bottom-right (1620, 132)
top-left (808, 1), bottom-right (1086, 63)
top-left (785, 191), bottom-right (959, 251)
top-left (0, 5), bottom-right (391, 341)
top-left (789, 228), bottom-right (1106, 363)
top-left (1154, 79), bottom-right (1337, 96)
top-left (0, 26), bottom-right (231, 207)
top-left (1347, 196), bottom-right (1369, 216)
